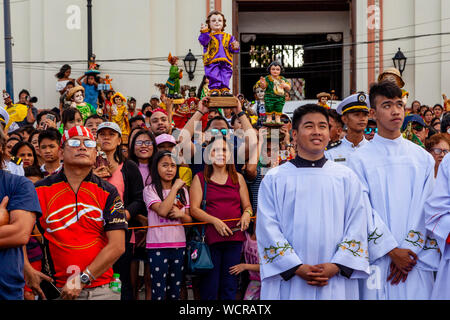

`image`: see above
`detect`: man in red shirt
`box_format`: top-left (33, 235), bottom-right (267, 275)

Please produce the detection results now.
top-left (24, 126), bottom-right (127, 300)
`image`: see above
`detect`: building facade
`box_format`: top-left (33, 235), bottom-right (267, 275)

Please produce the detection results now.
top-left (0, 0), bottom-right (448, 108)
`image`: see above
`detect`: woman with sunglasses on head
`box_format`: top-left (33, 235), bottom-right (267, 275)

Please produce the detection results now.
top-left (190, 136), bottom-right (252, 300)
top-left (425, 133), bottom-right (450, 178)
top-left (94, 122), bottom-right (146, 301)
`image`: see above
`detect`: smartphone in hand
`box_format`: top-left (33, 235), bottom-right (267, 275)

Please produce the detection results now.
top-left (39, 280), bottom-right (61, 300)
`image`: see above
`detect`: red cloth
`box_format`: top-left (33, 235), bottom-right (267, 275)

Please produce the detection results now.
top-left (197, 172), bottom-right (245, 246)
top-left (447, 233), bottom-right (450, 244)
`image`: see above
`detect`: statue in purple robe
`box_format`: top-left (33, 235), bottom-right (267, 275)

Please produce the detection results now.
top-left (198, 10), bottom-right (240, 97)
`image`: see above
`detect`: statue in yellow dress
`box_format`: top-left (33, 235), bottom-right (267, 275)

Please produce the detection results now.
top-left (108, 92), bottom-right (130, 144)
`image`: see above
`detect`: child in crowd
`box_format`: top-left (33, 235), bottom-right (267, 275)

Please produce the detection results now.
top-left (143, 151), bottom-right (192, 300)
top-left (23, 166), bottom-right (45, 300)
top-left (229, 226), bottom-right (260, 300)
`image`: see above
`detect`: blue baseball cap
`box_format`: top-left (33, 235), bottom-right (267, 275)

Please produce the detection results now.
top-left (402, 114), bottom-right (426, 131)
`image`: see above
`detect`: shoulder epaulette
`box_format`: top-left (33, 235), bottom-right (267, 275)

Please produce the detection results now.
top-left (10, 156), bottom-right (22, 165)
top-left (325, 140), bottom-right (342, 151)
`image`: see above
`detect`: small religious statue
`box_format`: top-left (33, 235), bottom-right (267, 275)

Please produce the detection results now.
top-left (67, 86), bottom-right (99, 121)
top-left (378, 67), bottom-right (409, 106)
top-left (250, 81), bottom-right (266, 127)
top-left (259, 61), bottom-right (291, 124)
top-left (173, 87), bottom-right (198, 129)
top-left (109, 92), bottom-right (130, 143)
top-left (317, 92), bottom-right (332, 109)
top-left (443, 94), bottom-right (450, 112)
top-left (199, 10), bottom-right (240, 97)
top-left (88, 53), bottom-right (100, 71)
top-left (166, 53), bottom-right (183, 100)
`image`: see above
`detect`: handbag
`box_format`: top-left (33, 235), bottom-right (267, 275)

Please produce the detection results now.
top-left (186, 180), bottom-right (214, 273)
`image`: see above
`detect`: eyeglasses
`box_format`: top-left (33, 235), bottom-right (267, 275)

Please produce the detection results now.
top-left (67, 139), bottom-right (97, 148)
top-left (412, 124), bottom-right (425, 132)
top-left (135, 140), bottom-right (153, 147)
top-left (431, 148), bottom-right (449, 155)
top-left (211, 128), bottom-right (228, 136)
top-left (364, 127), bottom-right (378, 135)
top-left (281, 118), bottom-right (290, 124)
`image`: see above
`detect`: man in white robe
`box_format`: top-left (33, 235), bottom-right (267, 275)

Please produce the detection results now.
top-left (348, 81), bottom-right (439, 300)
top-left (256, 104), bottom-right (370, 300)
top-left (424, 153), bottom-right (450, 299)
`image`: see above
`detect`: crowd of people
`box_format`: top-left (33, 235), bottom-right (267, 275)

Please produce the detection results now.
top-left (0, 62), bottom-right (449, 301)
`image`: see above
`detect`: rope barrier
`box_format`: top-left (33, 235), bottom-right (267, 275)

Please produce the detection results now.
top-left (30, 216), bottom-right (256, 237)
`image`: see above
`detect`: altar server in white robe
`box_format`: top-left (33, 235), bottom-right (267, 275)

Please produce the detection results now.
top-left (256, 104), bottom-right (370, 300)
top-left (424, 153), bottom-right (450, 299)
top-left (348, 81), bottom-right (440, 300)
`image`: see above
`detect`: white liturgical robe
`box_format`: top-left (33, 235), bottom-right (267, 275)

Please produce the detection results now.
top-left (256, 160), bottom-right (370, 300)
top-left (424, 154), bottom-right (450, 299)
top-left (348, 134), bottom-right (439, 300)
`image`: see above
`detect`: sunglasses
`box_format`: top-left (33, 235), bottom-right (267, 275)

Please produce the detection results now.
top-left (364, 127), bottom-right (378, 135)
top-left (67, 139), bottom-right (97, 148)
top-left (280, 118), bottom-right (290, 124)
top-left (135, 140), bottom-right (153, 147)
top-left (412, 124), bottom-right (425, 132)
top-left (211, 128), bottom-right (228, 136)
top-left (431, 148), bottom-right (449, 156)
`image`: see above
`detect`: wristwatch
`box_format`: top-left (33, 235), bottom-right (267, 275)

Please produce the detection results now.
top-left (80, 272), bottom-right (92, 286)
top-left (237, 111), bottom-right (246, 118)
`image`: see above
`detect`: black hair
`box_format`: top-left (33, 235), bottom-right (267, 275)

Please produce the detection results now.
top-left (433, 104), bottom-right (443, 111)
top-left (84, 114), bottom-right (105, 126)
top-left (129, 129), bottom-right (157, 186)
top-left (24, 165), bottom-right (44, 180)
top-left (369, 81), bottom-right (403, 110)
top-left (441, 113), bottom-right (450, 133)
top-left (28, 129), bottom-right (42, 143)
top-left (205, 115), bottom-right (231, 131)
top-left (11, 141), bottom-right (40, 171)
top-left (430, 117), bottom-right (441, 127)
top-left (55, 64), bottom-right (71, 79)
top-left (38, 128), bottom-right (62, 146)
top-left (8, 131), bottom-right (23, 141)
top-left (327, 109), bottom-right (344, 128)
top-left (423, 109), bottom-right (433, 118)
top-left (129, 115), bottom-right (145, 127)
top-left (292, 104), bottom-right (329, 131)
top-left (18, 125), bottom-right (35, 136)
top-left (62, 108), bottom-right (82, 127)
top-left (18, 89), bottom-right (30, 99)
top-left (267, 61), bottom-right (284, 74)
top-left (128, 97), bottom-right (136, 103)
top-left (66, 80), bottom-right (75, 87)
top-left (150, 150), bottom-right (186, 206)
top-left (36, 110), bottom-right (59, 126)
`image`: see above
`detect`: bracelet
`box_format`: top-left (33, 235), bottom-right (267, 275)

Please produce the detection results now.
top-left (197, 110), bottom-right (205, 116)
top-left (244, 208), bottom-right (254, 217)
top-left (85, 267), bottom-right (96, 281)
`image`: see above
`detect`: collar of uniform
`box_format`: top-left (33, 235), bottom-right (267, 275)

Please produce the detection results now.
top-left (290, 155), bottom-right (327, 168)
top-left (342, 136), bottom-right (367, 148)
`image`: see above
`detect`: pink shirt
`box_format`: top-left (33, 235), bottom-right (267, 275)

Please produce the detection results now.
top-left (143, 185), bottom-right (189, 249)
top-left (243, 232), bottom-right (260, 281)
top-left (107, 163), bottom-right (124, 201)
top-left (138, 162), bottom-right (151, 186)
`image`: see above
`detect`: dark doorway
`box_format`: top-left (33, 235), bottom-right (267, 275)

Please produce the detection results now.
top-left (239, 33), bottom-right (343, 101)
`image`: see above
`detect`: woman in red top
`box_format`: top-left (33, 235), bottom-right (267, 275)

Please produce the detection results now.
top-left (190, 136), bottom-right (253, 300)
